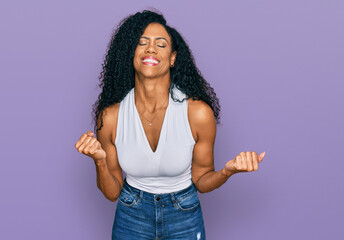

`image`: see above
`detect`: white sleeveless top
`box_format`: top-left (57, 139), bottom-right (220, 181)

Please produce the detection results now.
top-left (115, 85), bottom-right (196, 194)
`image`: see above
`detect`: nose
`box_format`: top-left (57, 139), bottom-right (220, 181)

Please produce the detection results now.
top-left (144, 43), bottom-right (157, 54)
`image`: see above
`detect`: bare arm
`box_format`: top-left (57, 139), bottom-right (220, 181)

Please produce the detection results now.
top-left (189, 99), bottom-right (235, 194)
top-left (189, 100), bottom-right (266, 194)
top-left (94, 104), bottom-right (124, 202)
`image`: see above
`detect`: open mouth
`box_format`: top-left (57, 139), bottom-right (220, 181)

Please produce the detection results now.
top-left (142, 57), bottom-right (160, 66)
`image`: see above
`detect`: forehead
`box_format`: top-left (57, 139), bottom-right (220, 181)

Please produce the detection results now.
top-left (141, 23), bottom-right (170, 40)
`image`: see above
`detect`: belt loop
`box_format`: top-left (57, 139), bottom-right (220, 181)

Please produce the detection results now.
top-left (170, 192), bottom-right (178, 207)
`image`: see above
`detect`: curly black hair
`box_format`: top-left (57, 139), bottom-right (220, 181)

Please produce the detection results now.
top-left (92, 9), bottom-right (221, 133)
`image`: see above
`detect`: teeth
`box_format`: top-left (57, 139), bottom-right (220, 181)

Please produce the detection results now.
top-left (143, 59), bottom-right (159, 64)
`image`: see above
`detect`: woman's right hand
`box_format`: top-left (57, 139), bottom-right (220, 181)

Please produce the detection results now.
top-left (75, 130), bottom-right (106, 162)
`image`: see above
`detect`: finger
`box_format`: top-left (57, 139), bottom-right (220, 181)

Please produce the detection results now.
top-left (78, 137), bottom-right (93, 152)
top-left (87, 130), bottom-right (94, 136)
top-left (235, 155), bottom-right (242, 171)
top-left (246, 151), bottom-right (253, 172)
top-left (89, 141), bottom-right (100, 154)
top-left (258, 152), bottom-right (266, 162)
top-left (252, 151), bottom-right (259, 171)
top-left (84, 138), bottom-right (97, 154)
top-left (240, 152), bottom-right (247, 170)
top-left (75, 134), bottom-right (88, 149)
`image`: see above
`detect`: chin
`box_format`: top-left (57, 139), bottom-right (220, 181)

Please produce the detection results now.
top-left (143, 67), bottom-right (162, 75)
top-left (144, 74), bottom-right (160, 79)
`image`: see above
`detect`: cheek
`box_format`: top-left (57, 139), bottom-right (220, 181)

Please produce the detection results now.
top-left (133, 49), bottom-right (141, 64)
top-left (133, 56), bottom-right (141, 68)
top-left (161, 53), bottom-right (172, 64)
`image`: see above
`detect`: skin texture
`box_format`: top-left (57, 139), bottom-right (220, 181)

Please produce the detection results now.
top-left (132, 23), bottom-right (177, 153)
top-left (75, 23), bottom-right (266, 201)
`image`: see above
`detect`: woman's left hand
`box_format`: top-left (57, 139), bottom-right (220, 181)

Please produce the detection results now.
top-left (223, 151), bottom-right (266, 176)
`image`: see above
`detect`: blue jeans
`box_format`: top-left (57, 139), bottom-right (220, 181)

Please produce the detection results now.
top-left (112, 177), bottom-right (206, 239)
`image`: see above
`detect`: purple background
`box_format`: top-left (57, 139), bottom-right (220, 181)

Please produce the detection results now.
top-left (1, 0), bottom-right (343, 239)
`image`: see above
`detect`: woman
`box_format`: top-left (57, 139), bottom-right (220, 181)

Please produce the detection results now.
top-left (75, 9), bottom-right (266, 240)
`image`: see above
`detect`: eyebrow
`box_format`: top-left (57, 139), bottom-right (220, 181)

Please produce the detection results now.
top-left (140, 36), bottom-right (169, 43)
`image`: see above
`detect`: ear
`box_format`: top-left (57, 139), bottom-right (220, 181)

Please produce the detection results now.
top-left (171, 51), bottom-right (177, 65)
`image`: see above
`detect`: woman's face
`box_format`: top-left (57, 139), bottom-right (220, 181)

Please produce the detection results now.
top-left (133, 22), bottom-right (177, 79)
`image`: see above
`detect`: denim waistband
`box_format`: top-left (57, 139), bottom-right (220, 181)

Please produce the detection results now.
top-left (122, 177), bottom-right (197, 204)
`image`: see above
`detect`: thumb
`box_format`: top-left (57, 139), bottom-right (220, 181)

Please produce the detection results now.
top-left (226, 159), bottom-right (237, 171)
top-left (258, 152), bottom-right (266, 162)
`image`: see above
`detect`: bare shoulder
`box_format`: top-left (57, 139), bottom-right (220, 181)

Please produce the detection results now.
top-left (187, 97), bottom-right (216, 142)
top-left (97, 103), bottom-right (120, 144)
top-left (96, 102), bottom-right (124, 192)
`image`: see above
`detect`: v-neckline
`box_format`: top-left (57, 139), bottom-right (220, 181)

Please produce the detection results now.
top-left (132, 88), bottom-right (171, 155)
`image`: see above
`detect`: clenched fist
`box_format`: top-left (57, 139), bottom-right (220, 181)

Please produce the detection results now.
top-left (223, 151), bottom-right (266, 175)
top-left (75, 130), bottom-right (106, 161)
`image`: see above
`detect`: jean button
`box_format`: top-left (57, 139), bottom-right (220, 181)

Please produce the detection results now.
top-left (156, 196), bottom-right (160, 201)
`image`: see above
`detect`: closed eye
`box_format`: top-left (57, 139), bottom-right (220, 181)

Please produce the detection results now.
top-left (138, 43), bottom-right (166, 48)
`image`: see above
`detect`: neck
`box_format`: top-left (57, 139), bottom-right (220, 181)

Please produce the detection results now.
top-left (134, 74), bottom-right (171, 113)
